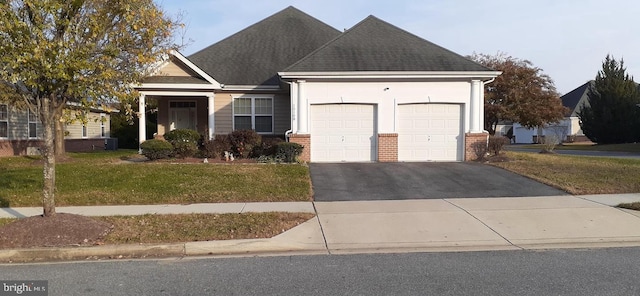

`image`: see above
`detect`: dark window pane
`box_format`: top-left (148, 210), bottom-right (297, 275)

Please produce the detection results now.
top-left (0, 122), bottom-right (7, 137)
top-left (234, 116), bottom-right (252, 130)
top-left (0, 104), bottom-right (7, 121)
top-left (255, 116), bottom-right (272, 133)
top-left (29, 123), bottom-right (36, 138)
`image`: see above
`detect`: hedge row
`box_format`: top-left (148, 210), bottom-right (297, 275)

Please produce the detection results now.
top-left (140, 129), bottom-right (303, 163)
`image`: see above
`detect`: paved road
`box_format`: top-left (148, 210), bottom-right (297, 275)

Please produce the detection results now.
top-left (3, 248), bottom-right (640, 295)
top-left (507, 146), bottom-right (640, 159)
top-left (310, 162), bottom-right (567, 201)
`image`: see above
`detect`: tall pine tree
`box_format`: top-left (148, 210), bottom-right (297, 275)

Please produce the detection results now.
top-left (578, 55), bottom-right (640, 144)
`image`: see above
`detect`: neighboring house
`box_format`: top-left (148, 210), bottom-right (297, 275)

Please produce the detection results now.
top-left (513, 81), bottom-right (592, 144)
top-left (135, 6), bottom-right (500, 162)
top-left (0, 103), bottom-right (116, 157)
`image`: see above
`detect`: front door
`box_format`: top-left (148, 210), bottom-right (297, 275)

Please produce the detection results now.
top-left (169, 101), bottom-right (196, 131)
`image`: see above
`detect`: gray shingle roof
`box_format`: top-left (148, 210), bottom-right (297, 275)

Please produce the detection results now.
top-left (186, 6), bottom-right (341, 86)
top-left (284, 16), bottom-right (492, 72)
top-left (561, 81), bottom-right (592, 117)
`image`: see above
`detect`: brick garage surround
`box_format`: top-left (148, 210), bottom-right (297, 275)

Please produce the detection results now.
top-left (289, 133), bottom-right (483, 162)
top-left (288, 134), bottom-right (310, 162)
top-left (465, 133), bottom-right (489, 161)
top-left (378, 133), bottom-right (398, 162)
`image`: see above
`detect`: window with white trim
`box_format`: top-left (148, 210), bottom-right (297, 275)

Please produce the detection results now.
top-left (233, 97), bottom-right (273, 133)
top-left (28, 109), bottom-right (38, 138)
top-left (100, 114), bottom-right (106, 138)
top-left (0, 104), bottom-right (7, 138)
top-left (82, 122), bottom-right (88, 138)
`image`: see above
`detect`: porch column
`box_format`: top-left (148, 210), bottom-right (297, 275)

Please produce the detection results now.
top-left (297, 80), bottom-right (308, 133)
top-left (138, 93), bottom-right (146, 153)
top-left (290, 82), bottom-right (298, 133)
top-left (470, 80), bottom-right (482, 133)
top-left (479, 81), bottom-right (485, 132)
top-left (207, 94), bottom-right (215, 140)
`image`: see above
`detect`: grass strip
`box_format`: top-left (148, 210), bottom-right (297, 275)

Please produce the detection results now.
top-left (490, 152), bottom-right (640, 195)
top-left (513, 143), bottom-right (640, 153)
top-left (618, 202), bottom-right (640, 211)
top-left (0, 212), bottom-right (315, 244)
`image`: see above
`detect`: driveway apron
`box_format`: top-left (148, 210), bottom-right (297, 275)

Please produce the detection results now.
top-left (310, 162), bottom-right (567, 201)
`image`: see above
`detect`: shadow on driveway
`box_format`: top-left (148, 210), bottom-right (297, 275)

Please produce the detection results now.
top-left (310, 162), bottom-right (568, 201)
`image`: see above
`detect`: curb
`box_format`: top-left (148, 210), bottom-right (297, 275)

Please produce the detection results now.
top-left (0, 239), bottom-right (328, 263)
top-left (5, 238), bottom-right (640, 263)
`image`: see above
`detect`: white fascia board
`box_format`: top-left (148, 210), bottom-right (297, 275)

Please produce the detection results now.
top-left (222, 85), bottom-right (282, 91)
top-left (170, 50), bottom-right (222, 88)
top-left (140, 90), bottom-right (214, 97)
top-left (135, 83), bottom-right (219, 90)
top-left (278, 71), bottom-right (502, 80)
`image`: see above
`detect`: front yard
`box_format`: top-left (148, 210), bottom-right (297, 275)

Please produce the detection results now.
top-left (0, 151), bottom-right (312, 207)
top-left (0, 151), bottom-right (314, 249)
top-left (2, 149), bottom-right (640, 250)
top-left (490, 151), bottom-right (640, 195)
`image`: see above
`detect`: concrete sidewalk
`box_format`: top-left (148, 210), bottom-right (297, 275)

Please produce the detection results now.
top-left (2, 194), bottom-right (640, 262)
top-left (0, 202), bottom-right (316, 218)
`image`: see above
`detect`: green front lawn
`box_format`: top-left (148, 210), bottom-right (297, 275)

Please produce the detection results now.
top-left (0, 151), bottom-right (311, 207)
top-left (513, 143), bottom-right (640, 153)
top-left (490, 152), bottom-right (640, 195)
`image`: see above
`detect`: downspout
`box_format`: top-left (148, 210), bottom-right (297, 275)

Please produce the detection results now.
top-left (282, 80), bottom-right (294, 142)
top-left (285, 130), bottom-right (293, 142)
top-left (481, 77), bottom-right (496, 134)
top-left (481, 77), bottom-right (497, 152)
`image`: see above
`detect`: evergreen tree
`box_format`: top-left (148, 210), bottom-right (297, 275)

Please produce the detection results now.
top-left (578, 55), bottom-right (640, 144)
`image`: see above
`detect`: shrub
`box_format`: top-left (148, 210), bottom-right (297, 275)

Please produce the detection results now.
top-left (201, 134), bottom-right (232, 159)
top-left (140, 139), bottom-right (173, 160)
top-left (276, 142), bottom-right (303, 163)
top-left (251, 136), bottom-right (284, 157)
top-left (228, 129), bottom-right (262, 158)
top-left (471, 141), bottom-right (488, 161)
top-left (164, 129), bottom-right (201, 158)
top-left (488, 135), bottom-right (509, 156)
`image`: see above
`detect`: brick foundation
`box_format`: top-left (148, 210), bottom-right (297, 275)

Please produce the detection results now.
top-left (465, 133), bottom-right (489, 161)
top-left (378, 133), bottom-right (398, 162)
top-left (65, 139), bottom-right (109, 152)
top-left (0, 140), bottom-right (43, 157)
top-left (288, 134), bottom-right (310, 162)
top-left (0, 138), bottom-right (114, 157)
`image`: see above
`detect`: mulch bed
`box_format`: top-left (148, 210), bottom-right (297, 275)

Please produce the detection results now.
top-left (122, 155), bottom-right (257, 164)
top-left (0, 213), bottom-right (112, 249)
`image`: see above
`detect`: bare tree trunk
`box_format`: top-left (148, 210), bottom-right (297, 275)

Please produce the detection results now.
top-left (54, 112), bottom-right (65, 156)
top-left (41, 96), bottom-right (56, 217)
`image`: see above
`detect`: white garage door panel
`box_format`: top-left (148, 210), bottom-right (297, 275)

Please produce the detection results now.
top-left (311, 104), bottom-right (377, 162)
top-left (398, 104), bottom-right (462, 162)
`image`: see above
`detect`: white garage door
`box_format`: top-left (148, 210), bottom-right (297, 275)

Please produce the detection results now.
top-left (310, 104), bottom-right (377, 162)
top-left (398, 104), bottom-right (462, 161)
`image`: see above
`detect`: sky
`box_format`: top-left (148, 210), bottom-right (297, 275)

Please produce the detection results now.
top-left (156, 0), bottom-right (640, 95)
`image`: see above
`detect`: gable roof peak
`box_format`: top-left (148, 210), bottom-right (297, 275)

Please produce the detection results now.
top-left (187, 6), bottom-right (341, 85)
top-left (284, 14), bottom-right (492, 73)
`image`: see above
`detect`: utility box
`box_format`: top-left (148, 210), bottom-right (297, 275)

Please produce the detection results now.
top-left (105, 138), bottom-right (118, 151)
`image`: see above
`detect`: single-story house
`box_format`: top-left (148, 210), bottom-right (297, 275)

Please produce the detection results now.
top-left (513, 81), bottom-right (592, 144)
top-left (136, 6), bottom-right (500, 162)
top-left (0, 102), bottom-right (116, 157)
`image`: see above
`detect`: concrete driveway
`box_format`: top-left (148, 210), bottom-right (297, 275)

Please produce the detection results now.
top-left (310, 162), bottom-right (567, 201)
